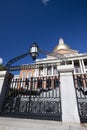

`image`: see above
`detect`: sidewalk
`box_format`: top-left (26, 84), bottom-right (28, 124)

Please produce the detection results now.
top-left (0, 117), bottom-right (87, 130)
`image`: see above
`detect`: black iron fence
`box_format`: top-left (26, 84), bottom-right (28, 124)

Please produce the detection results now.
top-left (73, 74), bottom-right (87, 123)
top-left (1, 76), bottom-right (62, 121)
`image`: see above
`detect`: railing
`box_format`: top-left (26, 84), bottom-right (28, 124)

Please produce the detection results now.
top-left (73, 74), bottom-right (87, 123)
top-left (1, 76), bottom-right (62, 121)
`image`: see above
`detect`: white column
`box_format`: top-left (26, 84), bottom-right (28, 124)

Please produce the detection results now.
top-left (0, 71), bottom-right (13, 110)
top-left (58, 65), bottom-right (80, 124)
top-left (35, 69), bottom-right (39, 77)
top-left (82, 59), bottom-right (86, 73)
top-left (51, 66), bottom-right (53, 75)
top-left (79, 59), bottom-right (83, 73)
top-left (72, 60), bottom-right (75, 74)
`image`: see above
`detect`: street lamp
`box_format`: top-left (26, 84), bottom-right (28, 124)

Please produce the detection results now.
top-left (29, 43), bottom-right (39, 61)
top-left (5, 42), bottom-right (67, 70)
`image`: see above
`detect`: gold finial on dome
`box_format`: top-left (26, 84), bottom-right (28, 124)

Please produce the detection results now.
top-left (53, 38), bottom-right (70, 52)
top-left (52, 37), bottom-right (78, 54)
top-left (59, 38), bottom-right (64, 44)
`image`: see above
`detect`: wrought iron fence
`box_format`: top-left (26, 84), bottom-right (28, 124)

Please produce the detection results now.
top-left (1, 76), bottom-right (62, 121)
top-left (73, 74), bottom-right (87, 123)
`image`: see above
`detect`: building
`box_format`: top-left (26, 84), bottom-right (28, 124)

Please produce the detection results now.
top-left (1, 38), bottom-right (87, 123)
top-left (20, 38), bottom-right (87, 79)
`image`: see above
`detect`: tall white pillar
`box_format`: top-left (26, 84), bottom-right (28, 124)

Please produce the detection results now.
top-left (79, 59), bottom-right (83, 73)
top-left (72, 60), bottom-right (75, 73)
top-left (58, 65), bottom-right (80, 124)
top-left (51, 66), bottom-right (53, 75)
top-left (0, 71), bottom-right (13, 110)
top-left (82, 59), bottom-right (86, 73)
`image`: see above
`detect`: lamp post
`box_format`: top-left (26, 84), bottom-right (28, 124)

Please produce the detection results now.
top-left (5, 42), bottom-right (67, 71)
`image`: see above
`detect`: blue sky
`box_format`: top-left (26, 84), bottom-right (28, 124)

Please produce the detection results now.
top-left (0, 0), bottom-right (87, 66)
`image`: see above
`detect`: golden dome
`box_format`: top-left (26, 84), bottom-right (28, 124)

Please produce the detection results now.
top-left (53, 38), bottom-right (70, 52)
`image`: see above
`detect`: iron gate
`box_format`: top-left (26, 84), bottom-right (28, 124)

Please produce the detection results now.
top-left (74, 74), bottom-right (87, 123)
top-left (1, 76), bottom-right (62, 121)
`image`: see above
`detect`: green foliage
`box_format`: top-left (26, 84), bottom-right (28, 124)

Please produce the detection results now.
top-left (0, 64), bottom-right (5, 71)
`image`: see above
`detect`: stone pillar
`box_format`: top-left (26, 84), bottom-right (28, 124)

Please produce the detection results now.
top-left (0, 71), bottom-right (13, 111)
top-left (58, 65), bottom-right (80, 124)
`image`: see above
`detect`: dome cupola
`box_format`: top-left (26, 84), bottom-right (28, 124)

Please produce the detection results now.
top-left (53, 38), bottom-right (70, 52)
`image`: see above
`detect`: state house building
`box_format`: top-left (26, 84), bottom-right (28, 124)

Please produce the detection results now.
top-left (20, 38), bottom-right (87, 79)
top-left (4, 38), bottom-right (87, 123)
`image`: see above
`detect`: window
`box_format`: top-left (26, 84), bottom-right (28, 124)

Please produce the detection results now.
top-left (46, 78), bottom-right (51, 88)
top-left (76, 67), bottom-right (80, 73)
top-left (22, 72), bottom-right (26, 79)
top-left (39, 67), bottom-right (43, 76)
top-left (67, 61), bottom-right (72, 65)
top-left (43, 68), bottom-right (47, 76)
top-left (37, 79), bottom-right (42, 88)
top-left (53, 66), bottom-right (58, 75)
top-left (27, 72), bottom-right (31, 78)
top-left (74, 61), bottom-right (80, 73)
top-left (84, 59), bottom-right (87, 69)
top-left (77, 76), bottom-right (83, 87)
top-left (54, 78), bottom-right (60, 88)
top-left (47, 66), bottom-right (51, 75)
